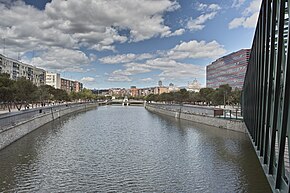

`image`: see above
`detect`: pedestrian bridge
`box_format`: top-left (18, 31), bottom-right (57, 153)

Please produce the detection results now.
top-left (100, 99), bottom-right (145, 106)
top-left (243, 0), bottom-right (290, 192)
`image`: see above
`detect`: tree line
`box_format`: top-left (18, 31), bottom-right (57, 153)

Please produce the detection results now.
top-left (0, 73), bottom-right (96, 112)
top-left (145, 84), bottom-right (241, 106)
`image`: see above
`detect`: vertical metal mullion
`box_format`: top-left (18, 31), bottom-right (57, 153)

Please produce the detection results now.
top-left (256, 19), bottom-right (262, 149)
top-left (259, 2), bottom-right (267, 157)
top-left (272, 0), bottom-right (286, 188)
top-left (268, 0), bottom-right (279, 175)
top-left (263, 0), bottom-right (272, 165)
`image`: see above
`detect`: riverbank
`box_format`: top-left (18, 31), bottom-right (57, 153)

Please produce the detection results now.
top-left (145, 103), bottom-right (247, 133)
top-left (0, 102), bottom-right (98, 150)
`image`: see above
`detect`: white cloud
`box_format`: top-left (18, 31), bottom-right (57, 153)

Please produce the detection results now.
top-left (141, 78), bottom-right (153, 82)
top-left (187, 12), bottom-right (217, 31)
top-left (21, 48), bottom-right (90, 72)
top-left (81, 77), bottom-right (96, 82)
top-left (196, 3), bottom-right (221, 12)
top-left (167, 40), bottom-right (226, 60)
top-left (188, 2), bottom-right (221, 31)
top-left (102, 38), bottom-right (226, 82)
top-left (164, 28), bottom-right (185, 37)
top-left (0, 0), bottom-right (181, 70)
top-left (99, 53), bottom-right (154, 64)
top-left (231, 0), bottom-right (246, 8)
top-left (229, 0), bottom-right (261, 29)
top-left (108, 75), bottom-right (132, 82)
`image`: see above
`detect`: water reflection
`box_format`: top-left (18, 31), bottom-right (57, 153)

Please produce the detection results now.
top-left (0, 106), bottom-right (271, 192)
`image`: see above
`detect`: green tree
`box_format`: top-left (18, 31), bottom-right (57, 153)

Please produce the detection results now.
top-left (199, 87), bottom-right (214, 105)
top-left (52, 89), bottom-right (70, 102)
top-left (0, 73), bottom-right (15, 112)
top-left (13, 77), bottom-right (38, 110)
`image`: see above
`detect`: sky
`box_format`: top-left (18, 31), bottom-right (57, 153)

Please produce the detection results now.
top-left (0, 0), bottom-right (261, 89)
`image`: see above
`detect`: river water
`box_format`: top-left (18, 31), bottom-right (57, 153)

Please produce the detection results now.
top-left (0, 106), bottom-right (271, 192)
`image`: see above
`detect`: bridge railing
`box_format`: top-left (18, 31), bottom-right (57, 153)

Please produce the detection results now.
top-left (243, 0), bottom-right (290, 192)
top-left (0, 102), bottom-right (94, 131)
top-left (146, 103), bottom-right (242, 120)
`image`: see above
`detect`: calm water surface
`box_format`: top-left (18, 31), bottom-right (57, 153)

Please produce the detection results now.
top-left (0, 106), bottom-right (271, 192)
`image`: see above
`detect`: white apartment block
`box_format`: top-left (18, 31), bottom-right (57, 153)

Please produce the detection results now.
top-left (0, 54), bottom-right (46, 86)
top-left (45, 72), bottom-right (61, 89)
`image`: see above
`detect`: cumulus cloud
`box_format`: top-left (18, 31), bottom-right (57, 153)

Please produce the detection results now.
top-left (187, 12), bottom-right (217, 31)
top-left (231, 0), bottom-right (246, 8)
top-left (0, 0), bottom-right (181, 70)
top-left (21, 48), bottom-right (90, 72)
top-left (103, 39), bottom-right (225, 82)
top-left (229, 0), bottom-right (261, 29)
top-left (188, 2), bottom-right (221, 31)
top-left (81, 77), bottom-right (96, 82)
top-left (108, 75), bottom-right (132, 82)
top-left (99, 53), bottom-right (154, 64)
top-left (196, 2), bottom-right (221, 12)
top-left (167, 40), bottom-right (226, 60)
top-left (141, 78), bottom-right (153, 82)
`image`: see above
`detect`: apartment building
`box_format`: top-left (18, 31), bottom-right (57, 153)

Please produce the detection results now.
top-left (0, 54), bottom-right (46, 86)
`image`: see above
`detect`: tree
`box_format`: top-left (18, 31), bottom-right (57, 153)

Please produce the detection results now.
top-left (0, 73), bottom-right (15, 112)
top-left (199, 88), bottom-right (214, 105)
top-left (52, 89), bottom-right (70, 102)
top-left (37, 85), bottom-right (55, 105)
top-left (13, 77), bottom-right (38, 110)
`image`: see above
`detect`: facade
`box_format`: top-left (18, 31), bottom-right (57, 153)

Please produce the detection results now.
top-left (45, 72), bottom-right (61, 89)
top-left (154, 87), bottom-right (169, 95)
top-left (130, 86), bottom-right (139, 97)
top-left (168, 83), bottom-right (180, 92)
top-left (109, 88), bottom-right (128, 97)
top-left (0, 54), bottom-right (46, 86)
top-left (206, 49), bottom-right (250, 89)
top-left (73, 81), bottom-right (83, 93)
top-left (61, 78), bottom-right (74, 93)
top-left (187, 79), bottom-right (201, 92)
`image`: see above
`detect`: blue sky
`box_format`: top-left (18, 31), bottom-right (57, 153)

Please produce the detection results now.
top-left (0, 0), bottom-right (261, 89)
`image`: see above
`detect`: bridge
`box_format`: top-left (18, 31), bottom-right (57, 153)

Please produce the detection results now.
top-left (243, 0), bottom-right (290, 192)
top-left (99, 98), bottom-right (145, 106)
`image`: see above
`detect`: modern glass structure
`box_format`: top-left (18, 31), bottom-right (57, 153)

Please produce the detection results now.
top-left (206, 49), bottom-right (250, 89)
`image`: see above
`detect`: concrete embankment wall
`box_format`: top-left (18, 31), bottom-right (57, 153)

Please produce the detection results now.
top-left (145, 104), bottom-right (247, 133)
top-left (0, 103), bottom-right (98, 150)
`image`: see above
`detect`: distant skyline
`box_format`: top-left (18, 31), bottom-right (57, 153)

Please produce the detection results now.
top-left (0, 0), bottom-right (261, 89)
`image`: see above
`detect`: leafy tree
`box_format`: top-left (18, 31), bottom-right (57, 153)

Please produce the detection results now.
top-left (13, 77), bottom-right (38, 110)
top-left (199, 87), bottom-right (214, 105)
top-left (37, 85), bottom-right (55, 104)
top-left (52, 89), bottom-right (70, 102)
top-left (0, 73), bottom-right (15, 112)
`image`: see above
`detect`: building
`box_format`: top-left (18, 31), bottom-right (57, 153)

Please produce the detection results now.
top-left (206, 49), bottom-right (250, 89)
top-left (187, 79), bottom-right (201, 92)
top-left (154, 87), bottom-right (169, 95)
top-left (61, 78), bottom-right (83, 93)
top-left (45, 72), bottom-right (61, 89)
top-left (168, 83), bottom-right (180, 92)
top-left (108, 88), bottom-right (128, 97)
top-left (0, 54), bottom-right (46, 86)
top-left (158, 80), bottom-right (163, 87)
top-left (130, 86), bottom-right (139, 97)
top-left (73, 81), bottom-right (83, 93)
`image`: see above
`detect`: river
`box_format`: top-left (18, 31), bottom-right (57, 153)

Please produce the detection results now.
top-left (0, 106), bottom-right (271, 192)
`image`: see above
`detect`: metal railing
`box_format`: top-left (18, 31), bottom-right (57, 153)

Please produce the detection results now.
top-left (243, 0), bottom-right (290, 192)
top-left (0, 102), bottom-right (94, 131)
top-left (146, 103), bottom-right (242, 120)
